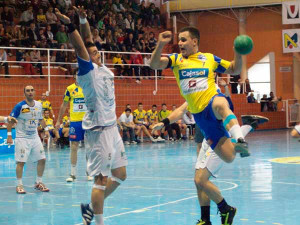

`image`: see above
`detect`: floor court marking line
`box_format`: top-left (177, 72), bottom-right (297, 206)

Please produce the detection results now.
top-left (74, 182), bottom-right (238, 225)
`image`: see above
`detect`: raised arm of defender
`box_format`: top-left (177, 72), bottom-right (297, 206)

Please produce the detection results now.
top-left (55, 8), bottom-right (89, 61)
top-left (73, 6), bottom-right (93, 44)
top-left (150, 31), bottom-right (173, 70)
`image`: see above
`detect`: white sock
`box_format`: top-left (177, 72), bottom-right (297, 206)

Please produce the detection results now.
top-left (89, 203), bottom-right (93, 211)
top-left (229, 124), bottom-right (244, 140)
top-left (36, 176), bottom-right (42, 184)
top-left (94, 214), bottom-right (104, 225)
top-left (17, 178), bottom-right (23, 186)
top-left (241, 125), bottom-right (252, 137)
top-left (71, 164), bottom-right (76, 176)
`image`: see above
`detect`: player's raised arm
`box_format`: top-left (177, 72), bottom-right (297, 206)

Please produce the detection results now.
top-left (73, 6), bottom-right (93, 44)
top-left (150, 31), bottom-right (172, 70)
top-left (55, 8), bottom-right (89, 62)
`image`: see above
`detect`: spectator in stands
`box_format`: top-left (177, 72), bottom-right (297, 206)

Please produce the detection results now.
top-left (105, 29), bottom-right (118, 51)
top-left (45, 24), bottom-right (57, 48)
top-left (149, 3), bottom-right (161, 28)
top-left (30, 45), bottom-right (44, 78)
top-left (182, 111), bottom-right (196, 140)
top-left (130, 45), bottom-right (143, 83)
top-left (20, 6), bottom-right (34, 26)
top-left (38, 28), bottom-right (48, 48)
top-left (0, 23), bottom-right (8, 46)
top-left (158, 103), bottom-right (181, 141)
top-left (260, 94), bottom-right (269, 112)
top-left (117, 13), bottom-right (126, 31)
top-left (113, 0), bottom-right (126, 13)
top-left (133, 103), bottom-right (157, 142)
top-left (0, 49), bottom-right (10, 78)
top-left (37, 8), bottom-right (47, 27)
top-left (27, 22), bottom-right (41, 46)
top-left (57, 0), bottom-right (72, 13)
top-left (240, 78), bottom-right (252, 94)
top-left (46, 7), bottom-right (58, 33)
top-left (143, 54), bottom-right (152, 79)
top-left (20, 25), bottom-right (30, 46)
top-left (268, 91), bottom-right (281, 111)
top-left (113, 53), bottom-right (124, 78)
top-left (1, 6), bottom-right (14, 26)
top-left (125, 13), bottom-right (135, 34)
top-left (230, 74), bottom-right (240, 94)
top-left (124, 32), bottom-right (136, 51)
top-left (121, 54), bottom-right (132, 77)
top-left (16, 49), bottom-right (36, 77)
top-left (55, 24), bottom-right (69, 47)
top-left (92, 28), bottom-right (102, 50)
top-left (119, 108), bottom-right (137, 145)
top-left (148, 32), bottom-right (157, 52)
top-left (40, 0), bottom-right (50, 10)
top-left (10, 25), bottom-right (22, 47)
top-left (56, 44), bottom-right (69, 75)
top-left (247, 92), bottom-right (257, 103)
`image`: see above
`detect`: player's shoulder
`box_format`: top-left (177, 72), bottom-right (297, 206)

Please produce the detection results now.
top-left (67, 83), bottom-right (76, 90)
top-left (35, 100), bottom-right (42, 106)
top-left (147, 109), bottom-right (152, 113)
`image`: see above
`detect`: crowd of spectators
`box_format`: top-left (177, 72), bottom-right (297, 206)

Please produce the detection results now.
top-left (0, 0), bottom-right (162, 79)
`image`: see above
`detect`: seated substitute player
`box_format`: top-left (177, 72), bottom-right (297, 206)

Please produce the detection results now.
top-left (40, 109), bottom-right (60, 144)
top-left (119, 108), bottom-right (137, 145)
top-left (38, 92), bottom-right (54, 118)
top-left (150, 26), bottom-right (250, 163)
top-left (7, 85), bottom-right (50, 194)
top-left (147, 104), bottom-right (164, 141)
top-left (57, 115), bottom-right (70, 148)
top-left (172, 104), bottom-right (187, 140)
top-left (133, 102), bottom-right (157, 142)
top-left (55, 75), bottom-right (90, 182)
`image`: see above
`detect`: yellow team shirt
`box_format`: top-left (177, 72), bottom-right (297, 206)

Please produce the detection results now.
top-left (63, 83), bottom-right (87, 122)
top-left (133, 109), bottom-right (147, 122)
top-left (147, 110), bottom-right (158, 124)
top-left (44, 117), bottom-right (54, 130)
top-left (38, 100), bottom-right (52, 111)
top-left (158, 110), bottom-right (171, 122)
top-left (168, 52), bottom-right (231, 113)
top-left (112, 57), bottom-right (122, 65)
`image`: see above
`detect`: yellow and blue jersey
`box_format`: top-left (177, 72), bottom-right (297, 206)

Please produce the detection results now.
top-left (62, 115), bottom-right (69, 127)
top-left (133, 109), bottom-right (147, 122)
top-left (147, 110), bottom-right (158, 123)
top-left (38, 100), bottom-right (52, 111)
top-left (44, 117), bottom-right (54, 130)
top-left (158, 110), bottom-right (171, 122)
top-left (63, 83), bottom-right (87, 122)
top-left (167, 52), bottom-right (231, 113)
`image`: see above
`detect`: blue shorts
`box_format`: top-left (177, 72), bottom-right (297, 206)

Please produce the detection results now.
top-left (49, 129), bottom-right (56, 138)
top-left (69, 121), bottom-right (85, 141)
top-left (59, 128), bottom-right (63, 137)
top-left (193, 93), bottom-right (230, 149)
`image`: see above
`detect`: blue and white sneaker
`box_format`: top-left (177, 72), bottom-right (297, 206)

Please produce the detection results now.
top-left (81, 203), bottom-right (94, 225)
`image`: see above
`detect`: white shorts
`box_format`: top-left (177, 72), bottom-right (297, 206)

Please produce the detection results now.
top-left (15, 137), bottom-right (45, 163)
top-left (85, 125), bottom-right (128, 177)
top-left (295, 125), bottom-right (300, 134)
top-left (195, 139), bottom-right (224, 178)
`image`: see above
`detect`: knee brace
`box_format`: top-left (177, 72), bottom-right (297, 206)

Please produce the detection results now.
top-left (93, 184), bottom-right (106, 190)
top-left (223, 114), bottom-right (237, 128)
top-left (111, 176), bottom-right (124, 185)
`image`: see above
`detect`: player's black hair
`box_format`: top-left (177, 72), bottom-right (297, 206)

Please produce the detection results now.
top-left (179, 26), bottom-right (200, 44)
top-left (125, 108), bottom-right (131, 113)
top-left (85, 42), bottom-right (96, 49)
top-left (44, 109), bottom-right (50, 113)
top-left (161, 103), bottom-right (167, 106)
top-left (138, 102), bottom-right (143, 106)
top-left (152, 104), bottom-right (157, 107)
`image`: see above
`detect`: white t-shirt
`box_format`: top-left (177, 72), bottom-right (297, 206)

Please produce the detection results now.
top-left (119, 113), bottom-right (133, 124)
top-left (10, 100), bottom-right (43, 138)
top-left (182, 113), bottom-right (195, 125)
top-left (77, 57), bottom-right (117, 129)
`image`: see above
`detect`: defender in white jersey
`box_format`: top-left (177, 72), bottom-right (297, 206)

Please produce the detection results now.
top-left (7, 85), bottom-right (50, 194)
top-left (55, 8), bottom-right (127, 225)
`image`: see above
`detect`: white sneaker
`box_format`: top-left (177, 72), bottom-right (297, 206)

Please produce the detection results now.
top-left (66, 175), bottom-right (76, 182)
top-left (124, 141), bottom-right (130, 145)
top-left (156, 136), bottom-right (165, 142)
top-left (87, 176), bottom-right (94, 181)
top-left (150, 136), bottom-right (157, 142)
top-left (130, 141), bottom-right (137, 144)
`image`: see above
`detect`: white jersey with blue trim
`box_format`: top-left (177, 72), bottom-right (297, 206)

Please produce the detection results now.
top-left (10, 100), bottom-right (43, 138)
top-left (76, 57), bottom-right (117, 130)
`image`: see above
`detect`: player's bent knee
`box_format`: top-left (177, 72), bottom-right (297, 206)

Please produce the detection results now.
top-left (223, 154), bottom-right (235, 163)
top-left (111, 175), bottom-right (126, 184)
top-left (95, 173), bottom-right (108, 186)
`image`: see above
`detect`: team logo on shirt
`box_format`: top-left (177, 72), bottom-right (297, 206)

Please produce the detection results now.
top-left (21, 108), bottom-right (30, 113)
top-left (179, 68), bottom-right (208, 80)
top-left (198, 54), bottom-right (207, 62)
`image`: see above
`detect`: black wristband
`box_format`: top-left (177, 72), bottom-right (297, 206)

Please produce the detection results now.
top-left (66, 23), bottom-right (76, 34)
top-left (162, 118), bottom-right (170, 126)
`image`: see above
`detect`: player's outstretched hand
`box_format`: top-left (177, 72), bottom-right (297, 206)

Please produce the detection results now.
top-left (55, 8), bottom-right (71, 24)
top-left (158, 31), bottom-right (172, 45)
top-left (152, 122), bottom-right (164, 132)
top-left (7, 116), bottom-right (18, 124)
top-left (73, 6), bottom-right (87, 19)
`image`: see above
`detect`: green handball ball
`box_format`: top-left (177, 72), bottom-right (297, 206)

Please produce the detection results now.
top-left (234, 35), bottom-right (253, 55)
